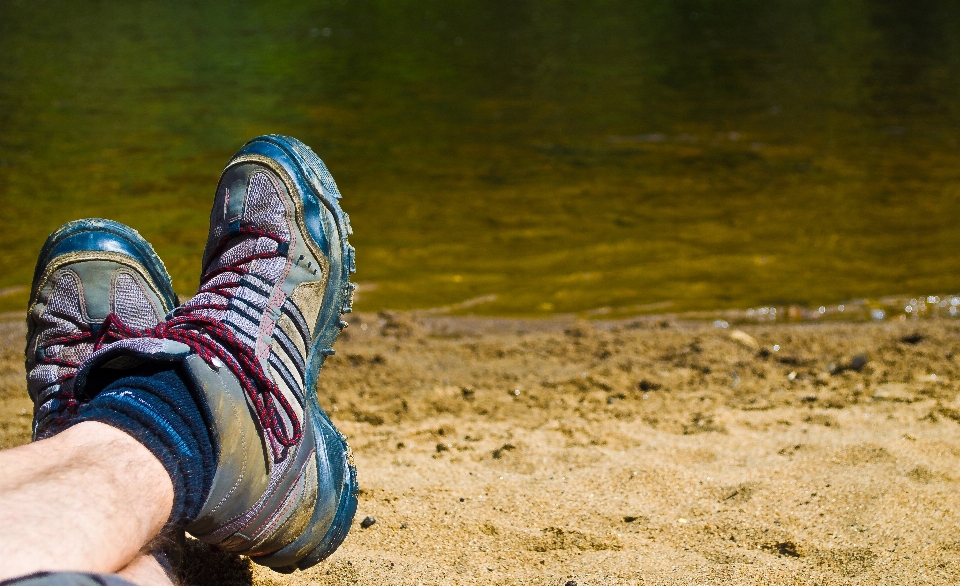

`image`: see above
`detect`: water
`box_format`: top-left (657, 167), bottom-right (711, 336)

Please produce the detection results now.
top-left (2, 0), bottom-right (960, 316)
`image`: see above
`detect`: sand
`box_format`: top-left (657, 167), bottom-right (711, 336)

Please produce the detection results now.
top-left (3, 313), bottom-right (960, 584)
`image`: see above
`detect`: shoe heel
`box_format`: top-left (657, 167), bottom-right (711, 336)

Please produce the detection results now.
top-left (295, 467), bottom-right (358, 570)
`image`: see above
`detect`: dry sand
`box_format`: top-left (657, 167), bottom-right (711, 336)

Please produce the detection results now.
top-left (3, 313), bottom-right (960, 584)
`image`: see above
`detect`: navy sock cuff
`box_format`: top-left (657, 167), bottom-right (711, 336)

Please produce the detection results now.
top-left (74, 365), bottom-right (215, 525)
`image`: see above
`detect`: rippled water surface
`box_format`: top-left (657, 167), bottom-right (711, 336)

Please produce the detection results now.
top-left (3, 1), bottom-right (960, 315)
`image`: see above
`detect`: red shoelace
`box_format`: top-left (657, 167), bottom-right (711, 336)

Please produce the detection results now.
top-left (35, 328), bottom-right (97, 424)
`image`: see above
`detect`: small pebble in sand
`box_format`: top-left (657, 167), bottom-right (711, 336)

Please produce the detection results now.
top-left (360, 516), bottom-right (376, 528)
top-left (565, 581), bottom-right (578, 586)
top-left (638, 379), bottom-right (661, 391)
top-left (849, 353), bottom-right (868, 371)
top-left (900, 332), bottom-right (924, 345)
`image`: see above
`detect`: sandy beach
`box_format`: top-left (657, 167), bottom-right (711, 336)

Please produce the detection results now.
top-left (3, 313), bottom-right (960, 584)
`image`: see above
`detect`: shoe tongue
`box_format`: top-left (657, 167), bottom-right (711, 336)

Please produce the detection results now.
top-left (203, 165), bottom-right (293, 281)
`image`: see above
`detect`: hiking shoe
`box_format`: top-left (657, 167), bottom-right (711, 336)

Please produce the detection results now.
top-left (25, 219), bottom-right (177, 440)
top-left (74, 135), bottom-right (357, 571)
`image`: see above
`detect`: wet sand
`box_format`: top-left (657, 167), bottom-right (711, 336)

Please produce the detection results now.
top-left (3, 313), bottom-right (960, 584)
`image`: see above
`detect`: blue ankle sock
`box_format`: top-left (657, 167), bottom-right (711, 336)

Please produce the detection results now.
top-left (74, 364), bottom-right (215, 525)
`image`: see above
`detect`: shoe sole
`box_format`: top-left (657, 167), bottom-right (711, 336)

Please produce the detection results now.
top-left (30, 219), bottom-right (178, 310)
top-left (236, 135), bottom-right (358, 571)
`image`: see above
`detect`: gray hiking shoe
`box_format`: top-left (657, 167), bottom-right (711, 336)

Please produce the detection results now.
top-left (74, 135), bottom-right (357, 571)
top-left (25, 219), bottom-right (177, 440)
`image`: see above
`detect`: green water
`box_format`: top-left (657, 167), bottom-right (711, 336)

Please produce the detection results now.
top-left (3, 0), bottom-right (960, 316)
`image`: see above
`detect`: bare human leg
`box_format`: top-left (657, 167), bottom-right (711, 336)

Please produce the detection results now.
top-left (116, 554), bottom-right (175, 586)
top-left (0, 422), bottom-right (173, 581)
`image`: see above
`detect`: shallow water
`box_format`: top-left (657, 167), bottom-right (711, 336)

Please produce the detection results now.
top-left (2, 1), bottom-right (960, 315)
